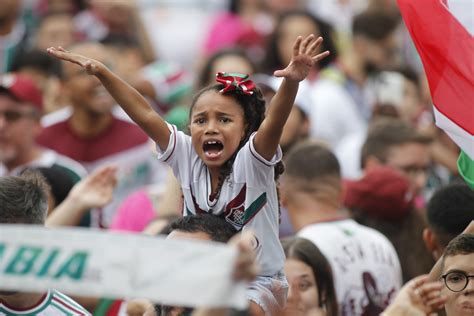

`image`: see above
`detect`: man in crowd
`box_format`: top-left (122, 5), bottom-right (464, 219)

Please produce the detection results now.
top-left (424, 183), bottom-right (474, 260)
top-left (440, 234), bottom-right (474, 316)
top-left (361, 118), bottom-right (432, 199)
top-left (0, 0), bottom-right (31, 73)
top-left (0, 73), bottom-right (86, 180)
top-left (344, 10), bottom-right (401, 121)
top-left (37, 42), bottom-right (165, 227)
top-left (280, 140), bottom-right (402, 315)
top-left (0, 171), bottom-right (91, 315)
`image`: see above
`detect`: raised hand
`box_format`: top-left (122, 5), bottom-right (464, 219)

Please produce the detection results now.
top-left (47, 46), bottom-right (103, 75)
top-left (382, 275), bottom-right (446, 316)
top-left (274, 34), bottom-right (330, 82)
top-left (68, 165), bottom-right (118, 210)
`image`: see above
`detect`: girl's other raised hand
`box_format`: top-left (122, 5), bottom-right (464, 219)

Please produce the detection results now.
top-left (274, 34), bottom-right (330, 82)
top-left (47, 46), bottom-right (103, 76)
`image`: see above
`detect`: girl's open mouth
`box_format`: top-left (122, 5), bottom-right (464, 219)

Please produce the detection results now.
top-left (203, 140), bottom-right (224, 159)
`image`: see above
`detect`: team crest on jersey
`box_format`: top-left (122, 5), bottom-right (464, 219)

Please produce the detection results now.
top-left (225, 203), bottom-right (246, 228)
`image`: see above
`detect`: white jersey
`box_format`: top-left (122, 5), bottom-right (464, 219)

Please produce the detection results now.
top-left (0, 290), bottom-right (91, 315)
top-left (298, 219), bottom-right (402, 316)
top-left (157, 124), bottom-right (285, 276)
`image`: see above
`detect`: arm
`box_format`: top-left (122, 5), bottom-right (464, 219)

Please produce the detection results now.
top-left (46, 166), bottom-right (117, 227)
top-left (46, 47), bottom-right (170, 151)
top-left (254, 35), bottom-right (329, 160)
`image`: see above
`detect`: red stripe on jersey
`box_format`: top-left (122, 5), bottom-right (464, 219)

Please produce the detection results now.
top-left (165, 70), bottom-right (185, 84)
top-left (190, 186), bottom-right (206, 214)
top-left (52, 297), bottom-right (87, 315)
top-left (164, 125), bottom-right (178, 162)
top-left (225, 184), bottom-right (247, 214)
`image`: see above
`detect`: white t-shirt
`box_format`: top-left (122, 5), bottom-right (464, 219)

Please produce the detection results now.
top-left (334, 130), bottom-right (366, 180)
top-left (298, 219), bottom-right (402, 315)
top-left (157, 124), bottom-right (285, 276)
top-left (307, 79), bottom-right (366, 149)
top-left (0, 290), bottom-right (91, 315)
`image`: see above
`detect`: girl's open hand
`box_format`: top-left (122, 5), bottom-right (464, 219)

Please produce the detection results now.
top-left (46, 46), bottom-right (103, 76)
top-left (274, 34), bottom-right (330, 82)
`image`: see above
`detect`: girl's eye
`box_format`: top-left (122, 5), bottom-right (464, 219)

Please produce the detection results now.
top-left (298, 281), bottom-right (312, 291)
top-left (194, 118), bottom-right (205, 124)
top-left (220, 117), bottom-right (231, 123)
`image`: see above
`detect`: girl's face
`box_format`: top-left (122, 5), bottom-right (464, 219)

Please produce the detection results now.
top-left (277, 16), bottom-right (320, 66)
top-left (285, 258), bottom-right (322, 313)
top-left (190, 90), bottom-right (246, 174)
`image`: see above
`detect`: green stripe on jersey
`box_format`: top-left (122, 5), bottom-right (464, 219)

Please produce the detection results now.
top-left (243, 193), bottom-right (267, 224)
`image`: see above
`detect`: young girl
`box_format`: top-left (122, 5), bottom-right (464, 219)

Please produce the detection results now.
top-left (47, 35), bottom-right (329, 314)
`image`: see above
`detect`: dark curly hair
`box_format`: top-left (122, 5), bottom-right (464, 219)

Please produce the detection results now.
top-left (190, 83), bottom-right (285, 201)
top-left (262, 10), bottom-right (338, 74)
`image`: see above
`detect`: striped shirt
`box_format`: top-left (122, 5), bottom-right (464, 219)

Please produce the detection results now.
top-left (0, 290), bottom-right (91, 315)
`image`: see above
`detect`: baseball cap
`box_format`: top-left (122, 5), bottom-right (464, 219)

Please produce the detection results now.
top-left (344, 166), bottom-right (414, 221)
top-left (0, 73), bottom-right (43, 111)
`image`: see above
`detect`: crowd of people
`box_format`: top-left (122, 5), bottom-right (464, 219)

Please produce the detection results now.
top-left (0, 0), bottom-right (473, 315)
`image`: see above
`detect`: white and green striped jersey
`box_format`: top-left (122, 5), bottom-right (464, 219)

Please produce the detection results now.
top-left (0, 290), bottom-right (91, 315)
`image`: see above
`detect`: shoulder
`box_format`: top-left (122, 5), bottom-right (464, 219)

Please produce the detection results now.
top-left (348, 220), bottom-right (395, 246)
top-left (41, 107), bottom-right (73, 127)
top-left (48, 151), bottom-right (88, 181)
top-left (50, 290), bottom-right (91, 315)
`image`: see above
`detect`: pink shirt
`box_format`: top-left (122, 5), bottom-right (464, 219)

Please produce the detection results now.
top-left (109, 189), bottom-right (156, 232)
top-left (204, 12), bottom-right (264, 56)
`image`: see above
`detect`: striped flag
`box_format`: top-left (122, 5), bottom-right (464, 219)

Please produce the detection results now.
top-left (397, 0), bottom-right (474, 188)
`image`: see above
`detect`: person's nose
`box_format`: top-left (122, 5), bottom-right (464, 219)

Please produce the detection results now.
top-left (414, 171), bottom-right (428, 193)
top-left (465, 276), bottom-right (474, 294)
top-left (205, 119), bottom-right (218, 134)
top-left (287, 285), bottom-right (295, 301)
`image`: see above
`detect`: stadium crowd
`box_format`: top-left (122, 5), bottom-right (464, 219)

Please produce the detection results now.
top-left (0, 0), bottom-right (473, 315)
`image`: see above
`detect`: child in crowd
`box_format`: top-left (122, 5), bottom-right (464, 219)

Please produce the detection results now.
top-left (47, 34), bottom-right (329, 314)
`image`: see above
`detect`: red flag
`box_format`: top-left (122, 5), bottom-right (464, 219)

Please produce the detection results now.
top-left (397, 0), bottom-right (474, 187)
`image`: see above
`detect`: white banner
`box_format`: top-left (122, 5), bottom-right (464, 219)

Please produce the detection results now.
top-left (0, 225), bottom-right (247, 309)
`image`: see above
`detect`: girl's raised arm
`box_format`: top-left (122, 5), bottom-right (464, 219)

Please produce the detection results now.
top-left (47, 47), bottom-right (170, 151)
top-left (253, 35), bottom-right (329, 161)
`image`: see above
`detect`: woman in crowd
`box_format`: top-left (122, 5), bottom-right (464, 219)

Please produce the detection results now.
top-left (281, 237), bottom-right (338, 316)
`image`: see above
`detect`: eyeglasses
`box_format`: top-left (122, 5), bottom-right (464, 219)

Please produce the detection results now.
top-left (0, 109), bottom-right (37, 122)
top-left (441, 271), bottom-right (474, 292)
